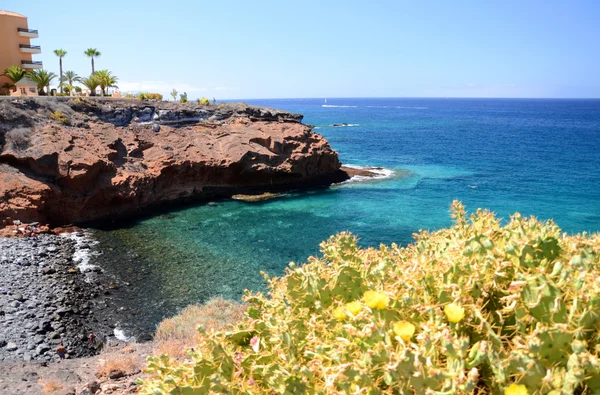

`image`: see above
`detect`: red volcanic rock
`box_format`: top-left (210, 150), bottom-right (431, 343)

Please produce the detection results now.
top-left (0, 98), bottom-right (347, 228)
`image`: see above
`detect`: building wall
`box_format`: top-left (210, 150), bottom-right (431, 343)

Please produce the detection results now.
top-left (0, 12), bottom-right (35, 70)
top-left (0, 11), bottom-right (40, 89)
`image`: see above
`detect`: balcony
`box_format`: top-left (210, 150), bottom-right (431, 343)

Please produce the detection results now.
top-left (21, 60), bottom-right (43, 69)
top-left (19, 44), bottom-right (41, 54)
top-left (17, 27), bottom-right (39, 38)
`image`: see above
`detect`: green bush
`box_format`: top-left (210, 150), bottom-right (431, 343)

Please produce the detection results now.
top-left (50, 110), bottom-right (69, 124)
top-left (139, 201), bottom-right (600, 394)
top-left (146, 93), bottom-right (163, 101)
top-left (134, 92), bottom-right (162, 101)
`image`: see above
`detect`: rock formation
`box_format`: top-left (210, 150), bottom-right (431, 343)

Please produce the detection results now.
top-left (0, 98), bottom-right (348, 228)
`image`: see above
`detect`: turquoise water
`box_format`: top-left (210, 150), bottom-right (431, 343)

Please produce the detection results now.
top-left (94, 98), bottom-right (600, 333)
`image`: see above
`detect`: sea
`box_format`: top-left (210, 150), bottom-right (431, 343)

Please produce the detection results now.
top-left (91, 98), bottom-right (600, 336)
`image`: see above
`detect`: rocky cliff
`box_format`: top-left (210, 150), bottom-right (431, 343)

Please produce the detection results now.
top-left (0, 98), bottom-right (348, 228)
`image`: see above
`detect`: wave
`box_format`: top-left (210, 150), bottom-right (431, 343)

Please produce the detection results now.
top-left (322, 105), bottom-right (358, 108)
top-left (60, 230), bottom-right (101, 276)
top-left (342, 164), bottom-right (395, 183)
top-left (113, 326), bottom-right (136, 342)
top-left (396, 106), bottom-right (428, 110)
top-left (332, 123), bottom-right (360, 127)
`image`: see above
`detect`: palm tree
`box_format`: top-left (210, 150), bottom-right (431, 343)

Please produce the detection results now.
top-left (3, 65), bottom-right (27, 84)
top-left (80, 75), bottom-right (100, 96)
top-left (1, 82), bottom-right (14, 95)
top-left (84, 48), bottom-right (101, 74)
top-left (93, 70), bottom-right (118, 96)
top-left (170, 88), bottom-right (178, 102)
top-left (53, 49), bottom-right (67, 93)
top-left (62, 71), bottom-right (80, 96)
top-left (28, 69), bottom-right (57, 95)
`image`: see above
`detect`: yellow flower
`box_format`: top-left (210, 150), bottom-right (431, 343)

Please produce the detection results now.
top-left (393, 321), bottom-right (416, 342)
top-left (504, 383), bottom-right (528, 395)
top-left (363, 290), bottom-right (389, 310)
top-left (444, 303), bottom-right (465, 323)
top-left (345, 301), bottom-right (362, 316)
top-left (333, 306), bottom-right (347, 321)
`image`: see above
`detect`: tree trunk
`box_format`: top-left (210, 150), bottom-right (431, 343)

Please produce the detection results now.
top-left (59, 58), bottom-right (63, 94)
top-left (92, 58), bottom-right (95, 74)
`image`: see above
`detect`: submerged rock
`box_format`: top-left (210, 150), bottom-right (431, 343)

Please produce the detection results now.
top-left (231, 192), bottom-right (287, 202)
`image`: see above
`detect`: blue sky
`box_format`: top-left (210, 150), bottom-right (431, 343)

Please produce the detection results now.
top-left (3, 0), bottom-right (599, 99)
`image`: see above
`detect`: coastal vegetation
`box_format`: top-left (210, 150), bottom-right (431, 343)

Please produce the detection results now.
top-left (61, 70), bottom-right (81, 96)
top-left (50, 110), bottom-right (69, 124)
top-left (139, 201), bottom-right (600, 394)
top-left (94, 69), bottom-right (118, 96)
top-left (154, 298), bottom-right (246, 359)
top-left (1, 48), bottom-right (120, 96)
top-left (28, 69), bottom-right (57, 95)
top-left (4, 127), bottom-right (31, 151)
top-left (84, 48), bottom-right (101, 74)
top-left (130, 92), bottom-right (163, 101)
top-left (53, 48), bottom-right (67, 93)
top-left (2, 65), bottom-right (26, 84)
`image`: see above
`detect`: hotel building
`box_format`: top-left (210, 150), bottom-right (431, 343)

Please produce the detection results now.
top-left (0, 10), bottom-right (42, 95)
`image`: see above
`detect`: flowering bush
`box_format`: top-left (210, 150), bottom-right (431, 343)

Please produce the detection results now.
top-left (139, 201), bottom-right (600, 394)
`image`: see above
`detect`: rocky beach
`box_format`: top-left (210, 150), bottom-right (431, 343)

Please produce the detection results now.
top-left (0, 233), bottom-right (117, 363)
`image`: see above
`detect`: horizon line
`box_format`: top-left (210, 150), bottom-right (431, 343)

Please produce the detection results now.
top-left (221, 96), bottom-right (600, 101)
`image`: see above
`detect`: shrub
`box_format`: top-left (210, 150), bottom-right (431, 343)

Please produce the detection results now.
top-left (200, 97), bottom-right (210, 105)
top-left (37, 378), bottom-right (63, 394)
top-left (96, 352), bottom-right (140, 378)
top-left (154, 297), bottom-right (246, 359)
top-left (5, 127), bottom-right (32, 151)
top-left (139, 201), bottom-right (600, 394)
top-left (50, 110), bottom-right (69, 124)
top-left (137, 92), bottom-right (163, 101)
top-left (146, 93), bottom-right (163, 101)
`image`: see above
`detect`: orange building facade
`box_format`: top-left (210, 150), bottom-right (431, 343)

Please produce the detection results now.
top-left (0, 10), bottom-right (42, 95)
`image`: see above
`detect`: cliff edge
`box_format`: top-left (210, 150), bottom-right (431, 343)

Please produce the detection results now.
top-left (0, 98), bottom-right (347, 228)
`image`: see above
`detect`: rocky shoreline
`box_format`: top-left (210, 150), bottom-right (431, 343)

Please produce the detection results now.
top-left (0, 98), bottom-right (349, 229)
top-left (0, 233), bottom-right (117, 363)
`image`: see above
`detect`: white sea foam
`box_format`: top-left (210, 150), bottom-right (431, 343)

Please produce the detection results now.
top-left (342, 164), bottom-right (395, 183)
top-left (59, 230), bottom-right (101, 275)
top-left (322, 105), bottom-right (358, 108)
top-left (332, 123), bottom-right (360, 127)
top-left (114, 326), bottom-right (136, 342)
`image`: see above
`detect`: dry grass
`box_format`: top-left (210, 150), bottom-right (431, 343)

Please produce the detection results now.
top-left (38, 379), bottom-right (63, 394)
top-left (154, 297), bottom-right (246, 358)
top-left (96, 352), bottom-right (140, 378)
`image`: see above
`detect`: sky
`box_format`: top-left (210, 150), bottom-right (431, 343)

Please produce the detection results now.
top-left (2, 0), bottom-right (599, 99)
